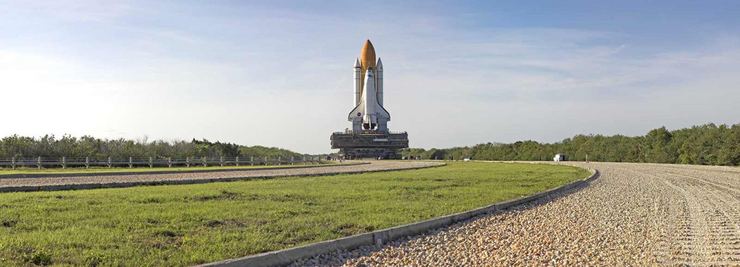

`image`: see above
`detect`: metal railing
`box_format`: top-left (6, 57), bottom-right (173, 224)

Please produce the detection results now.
top-left (0, 156), bottom-right (322, 169)
top-left (333, 130), bottom-right (408, 135)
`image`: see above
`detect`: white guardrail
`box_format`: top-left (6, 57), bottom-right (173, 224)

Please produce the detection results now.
top-left (0, 156), bottom-right (322, 169)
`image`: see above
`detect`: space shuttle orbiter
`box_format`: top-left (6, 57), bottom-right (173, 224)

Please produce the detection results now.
top-left (348, 40), bottom-right (391, 132)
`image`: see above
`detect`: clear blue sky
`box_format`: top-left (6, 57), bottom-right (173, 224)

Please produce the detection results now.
top-left (1, 1), bottom-right (738, 153)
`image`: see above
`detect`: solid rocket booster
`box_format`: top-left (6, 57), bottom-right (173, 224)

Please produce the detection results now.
top-left (377, 58), bottom-right (383, 106)
top-left (353, 58), bottom-right (362, 105)
top-left (348, 39), bottom-right (390, 132)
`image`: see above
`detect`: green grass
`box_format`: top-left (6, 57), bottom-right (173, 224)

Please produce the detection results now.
top-left (0, 162), bottom-right (589, 266)
top-left (0, 162), bottom-right (334, 177)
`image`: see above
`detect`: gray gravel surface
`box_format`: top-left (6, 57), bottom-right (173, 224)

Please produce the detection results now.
top-left (294, 162), bottom-right (739, 266)
top-left (0, 161), bottom-right (443, 190)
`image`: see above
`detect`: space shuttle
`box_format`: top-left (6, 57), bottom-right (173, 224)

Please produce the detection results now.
top-left (348, 40), bottom-right (391, 132)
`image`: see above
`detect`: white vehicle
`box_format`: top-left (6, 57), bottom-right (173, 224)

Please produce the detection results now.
top-left (553, 154), bottom-right (567, 162)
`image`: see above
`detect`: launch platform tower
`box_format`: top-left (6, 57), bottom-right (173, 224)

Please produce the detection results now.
top-left (330, 40), bottom-right (409, 159)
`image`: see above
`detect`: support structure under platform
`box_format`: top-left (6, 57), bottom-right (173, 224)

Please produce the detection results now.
top-left (331, 130), bottom-right (409, 159)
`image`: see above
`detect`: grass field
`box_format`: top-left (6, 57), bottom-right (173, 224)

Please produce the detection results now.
top-left (0, 162), bottom-right (589, 266)
top-left (0, 162), bottom-right (333, 177)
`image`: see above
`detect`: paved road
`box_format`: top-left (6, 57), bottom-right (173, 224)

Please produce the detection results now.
top-left (296, 162), bottom-right (739, 266)
top-left (0, 161), bottom-right (443, 192)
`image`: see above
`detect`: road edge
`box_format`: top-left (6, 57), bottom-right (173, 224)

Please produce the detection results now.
top-left (0, 162), bottom-right (445, 193)
top-left (0, 162), bottom-right (360, 179)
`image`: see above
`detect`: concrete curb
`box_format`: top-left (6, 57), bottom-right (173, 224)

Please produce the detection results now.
top-left (0, 162), bottom-right (446, 193)
top-left (199, 166), bottom-right (600, 267)
top-left (0, 163), bottom-right (363, 179)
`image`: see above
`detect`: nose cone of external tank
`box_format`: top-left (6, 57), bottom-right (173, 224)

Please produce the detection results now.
top-left (360, 39), bottom-right (376, 70)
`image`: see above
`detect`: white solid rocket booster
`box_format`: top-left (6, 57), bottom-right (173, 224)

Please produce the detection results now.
top-left (353, 58), bottom-right (362, 105)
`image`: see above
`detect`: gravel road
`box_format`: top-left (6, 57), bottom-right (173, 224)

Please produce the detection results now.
top-left (0, 161), bottom-right (443, 191)
top-left (295, 162), bottom-right (739, 266)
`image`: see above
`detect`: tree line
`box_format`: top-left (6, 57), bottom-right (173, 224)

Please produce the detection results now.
top-left (0, 135), bottom-right (303, 160)
top-left (401, 123), bottom-right (739, 166)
